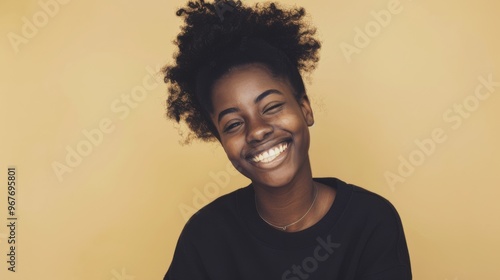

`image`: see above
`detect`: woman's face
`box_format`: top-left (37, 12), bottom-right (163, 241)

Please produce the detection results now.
top-left (210, 64), bottom-right (314, 188)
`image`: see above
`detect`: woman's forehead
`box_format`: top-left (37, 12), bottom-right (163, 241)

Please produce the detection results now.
top-left (212, 65), bottom-right (292, 102)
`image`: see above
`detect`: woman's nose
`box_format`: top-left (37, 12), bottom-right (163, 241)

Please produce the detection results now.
top-left (245, 117), bottom-right (273, 144)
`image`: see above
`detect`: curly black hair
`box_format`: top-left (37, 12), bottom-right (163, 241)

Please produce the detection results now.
top-left (163, 0), bottom-right (321, 143)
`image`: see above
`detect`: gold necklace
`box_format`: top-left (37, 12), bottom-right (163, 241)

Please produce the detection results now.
top-left (255, 184), bottom-right (318, 231)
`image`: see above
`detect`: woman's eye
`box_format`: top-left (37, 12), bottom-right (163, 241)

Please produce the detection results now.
top-left (223, 122), bottom-right (242, 133)
top-left (263, 103), bottom-right (284, 114)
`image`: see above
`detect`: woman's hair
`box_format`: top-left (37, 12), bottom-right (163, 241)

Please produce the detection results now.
top-left (163, 0), bottom-right (321, 143)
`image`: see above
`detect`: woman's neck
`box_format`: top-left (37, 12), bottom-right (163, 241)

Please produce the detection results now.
top-left (252, 162), bottom-right (321, 232)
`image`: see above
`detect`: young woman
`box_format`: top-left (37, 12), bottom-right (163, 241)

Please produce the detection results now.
top-left (162, 0), bottom-right (412, 279)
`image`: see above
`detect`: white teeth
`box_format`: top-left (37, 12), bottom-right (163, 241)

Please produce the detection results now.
top-left (252, 142), bottom-right (288, 163)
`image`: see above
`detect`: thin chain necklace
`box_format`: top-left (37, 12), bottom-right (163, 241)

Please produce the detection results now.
top-left (255, 183), bottom-right (318, 231)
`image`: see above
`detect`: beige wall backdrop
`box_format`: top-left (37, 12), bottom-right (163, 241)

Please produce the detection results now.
top-left (1, 0), bottom-right (499, 279)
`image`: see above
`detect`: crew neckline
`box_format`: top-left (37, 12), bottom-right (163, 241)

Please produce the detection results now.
top-left (236, 177), bottom-right (352, 250)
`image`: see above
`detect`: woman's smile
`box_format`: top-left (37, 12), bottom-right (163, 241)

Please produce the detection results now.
top-left (248, 140), bottom-right (291, 171)
top-left (250, 141), bottom-right (289, 163)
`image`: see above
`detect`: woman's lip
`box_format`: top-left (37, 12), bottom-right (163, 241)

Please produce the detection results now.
top-left (248, 141), bottom-right (291, 169)
top-left (246, 139), bottom-right (291, 160)
top-left (251, 142), bottom-right (288, 163)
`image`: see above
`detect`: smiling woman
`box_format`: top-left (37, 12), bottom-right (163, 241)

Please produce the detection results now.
top-left (211, 64), bottom-right (315, 189)
top-left (162, 1), bottom-right (411, 279)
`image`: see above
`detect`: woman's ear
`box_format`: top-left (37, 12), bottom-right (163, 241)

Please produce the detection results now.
top-left (299, 94), bottom-right (314, 127)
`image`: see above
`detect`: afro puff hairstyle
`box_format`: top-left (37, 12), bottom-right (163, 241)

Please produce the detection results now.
top-left (163, 0), bottom-right (321, 143)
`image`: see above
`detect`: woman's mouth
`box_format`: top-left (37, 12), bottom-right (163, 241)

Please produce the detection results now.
top-left (251, 142), bottom-right (289, 163)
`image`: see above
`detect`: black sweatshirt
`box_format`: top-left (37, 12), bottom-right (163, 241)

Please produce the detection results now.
top-left (164, 177), bottom-right (412, 280)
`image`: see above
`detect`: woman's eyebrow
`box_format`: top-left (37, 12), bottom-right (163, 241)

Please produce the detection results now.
top-left (217, 89), bottom-right (283, 124)
top-left (218, 107), bottom-right (240, 124)
top-left (254, 89), bottom-right (283, 103)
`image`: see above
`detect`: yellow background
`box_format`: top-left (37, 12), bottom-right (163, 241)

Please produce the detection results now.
top-left (1, 0), bottom-right (499, 279)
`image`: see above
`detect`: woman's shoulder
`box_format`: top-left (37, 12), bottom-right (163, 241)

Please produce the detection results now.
top-left (316, 177), bottom-right (403, 222)
top-left (350, 182), bottom-right (402, 219)
top-left (182, 185), bottom-right (251, 231)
